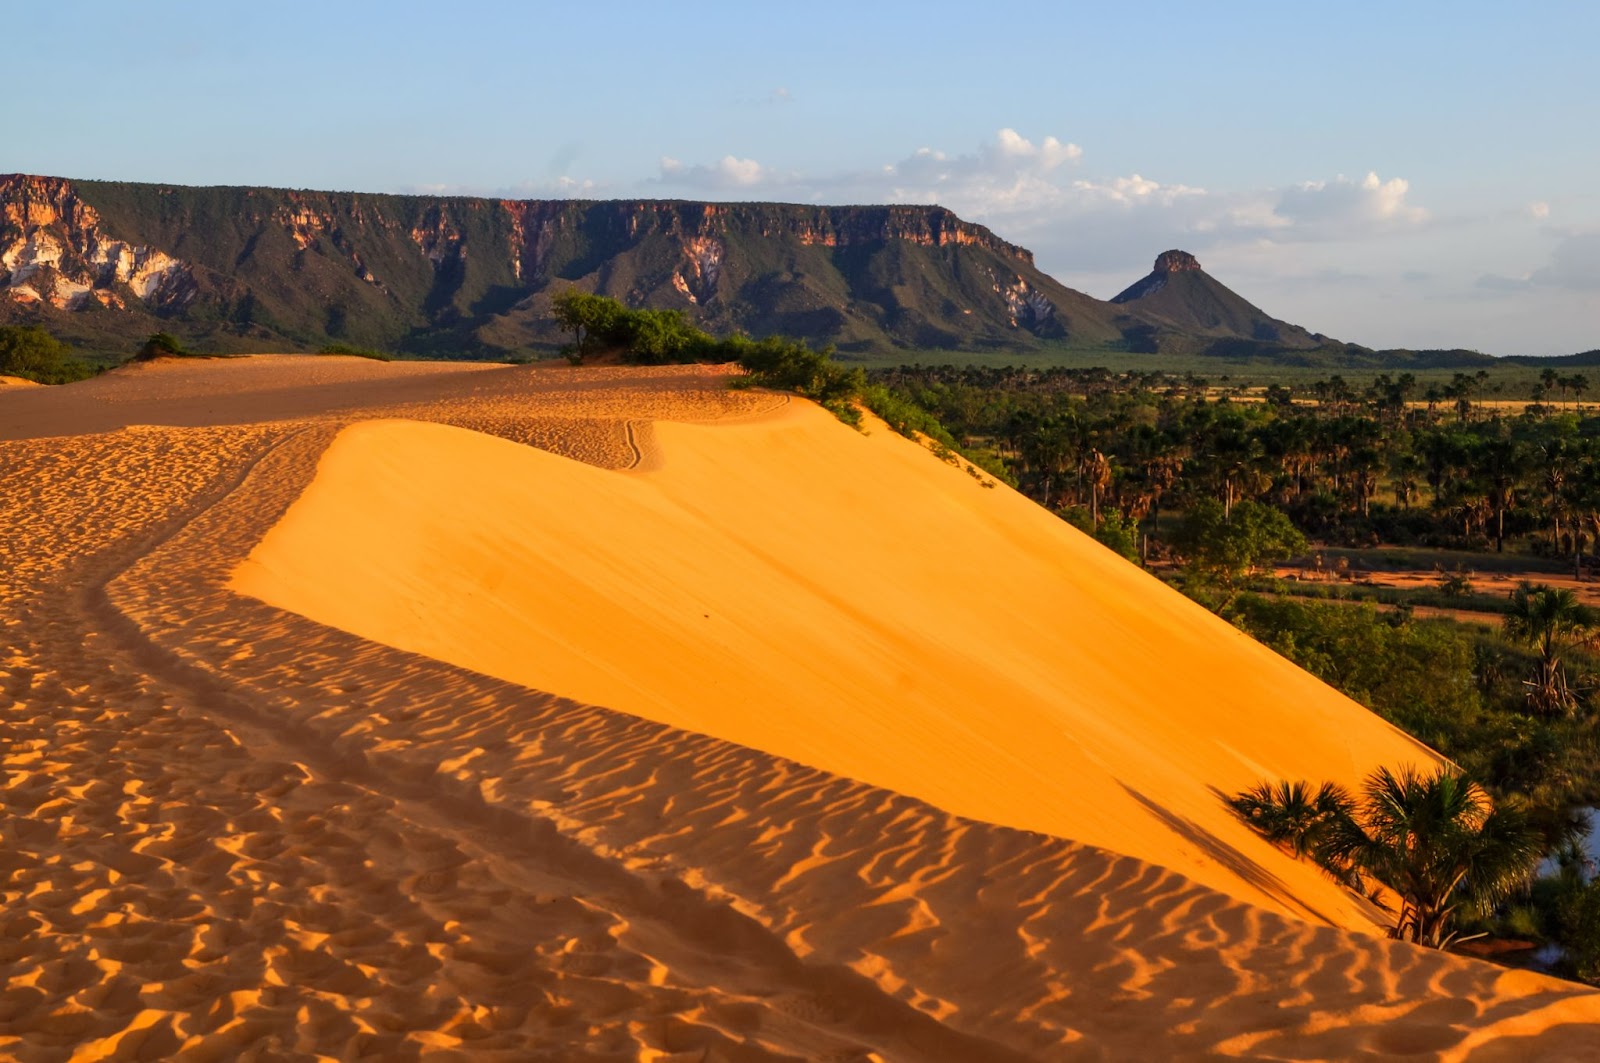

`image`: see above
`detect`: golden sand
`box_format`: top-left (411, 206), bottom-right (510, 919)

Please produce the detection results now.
top-left (1, 355), bottom-right (1597, 1060)
top-left (236, 404), bottom-right (1430, 929)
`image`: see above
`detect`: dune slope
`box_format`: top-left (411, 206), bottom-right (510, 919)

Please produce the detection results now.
top-left (235, 400), bottom-right (1438, 930)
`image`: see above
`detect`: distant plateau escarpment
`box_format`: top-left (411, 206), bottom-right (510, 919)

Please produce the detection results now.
top-left (1, 173), bottom-right (1389, 361)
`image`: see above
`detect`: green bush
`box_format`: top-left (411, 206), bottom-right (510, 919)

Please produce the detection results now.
top-left (1061, 506), bottom-right (1141, 562)
top-left (0, 325), bottom-right (96, 384)
top-left (544, 290), bottom-right (866, 422)
top-left (727, 334), bottom-right (865, 420)
top-left (134, 332), bottom-right (188, 360)
top-left (1559, 879), bottom-right (1600, 983)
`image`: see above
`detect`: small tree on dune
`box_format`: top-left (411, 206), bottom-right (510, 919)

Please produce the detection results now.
top-left (550, 289), bottom-right (621, 363)
top-left (135, 332), bottom-right (187, 361)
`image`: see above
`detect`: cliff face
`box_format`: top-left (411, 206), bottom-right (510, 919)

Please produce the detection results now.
top-left (1, 174), bottom-right (1122, 356)
top-left (0, 176), bottom-right (197, 313)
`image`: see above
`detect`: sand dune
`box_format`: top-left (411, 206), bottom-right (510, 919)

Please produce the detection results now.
top-left (234, 403), bottom-right (1434, 930)
top-left (2, 355), bottom-right (1598, 1060)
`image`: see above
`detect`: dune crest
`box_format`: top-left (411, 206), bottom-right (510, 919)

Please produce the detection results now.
top-left (235, 401), bottom-right (1437, 929)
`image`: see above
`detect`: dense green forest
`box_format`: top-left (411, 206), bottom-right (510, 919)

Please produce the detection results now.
top-left (869, 364), bottom-right (1600, 560)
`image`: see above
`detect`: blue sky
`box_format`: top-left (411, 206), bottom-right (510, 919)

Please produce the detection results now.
top-left (9, 0), bottom-right (1598, 354)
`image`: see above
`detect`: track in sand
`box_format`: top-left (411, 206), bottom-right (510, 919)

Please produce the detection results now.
top-left (2, 356), bottom-right (1599, 1061)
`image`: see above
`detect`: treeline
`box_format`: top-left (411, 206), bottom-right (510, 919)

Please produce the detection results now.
top-left (872, 365), bottom-right (1600, 568)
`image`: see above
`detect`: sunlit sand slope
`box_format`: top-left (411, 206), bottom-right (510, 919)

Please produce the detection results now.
top-left (6, 358), bottom-right (1600, 1060)
top-left (237, 401), bottom-right (1439, 930)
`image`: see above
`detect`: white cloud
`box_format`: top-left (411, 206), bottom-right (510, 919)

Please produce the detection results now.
top-left (658, 154), bottom-right (768, 190)
top-left (1534, 232), bottom-right (1600, 290)
top-left (1068, 173), bottom-right (1206, 209)
top-left (1530, 200), bottom-right (1551, 220)
top-left (1476, 272), bottom-right (1533, 291)
top-left (1271, 172), bottom-right (1428, 232)
top-left (637, 133), bottom-right (1428, 275)
top-left (992, 128), bottom-right (1082, 170)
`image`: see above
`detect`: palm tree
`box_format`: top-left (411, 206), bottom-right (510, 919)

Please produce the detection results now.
top-left (1504, 582), bottom-right (1595, 713)
top-left (1389, 448), bottom-right (1423, 511)
top-left (1232, 767), bottom-right (1541, 948)
top-left (1542, 366), bottom-right (1561, 402)
top-left (1540, 446), bottom-right (1569, 554)
top-left (1480, 439), bottom-right (1528, 553)
top-left (1333, 768), bottom-right (1540, 947)
top-left (1081, 447), bottom-right (1113, 528)
top-left (1571, 373), bottom-right (1591, 409)
top-left (1144, 452), bottom-right (1184, 538)
top-left (1230, 780), bottom-right (1354, 860)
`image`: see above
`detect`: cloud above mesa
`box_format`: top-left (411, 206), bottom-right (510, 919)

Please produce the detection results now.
top-left (648, 128), bottom-right (1431, 267)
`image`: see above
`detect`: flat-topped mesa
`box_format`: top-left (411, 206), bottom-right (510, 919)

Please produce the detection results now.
top-left (1153, 249), bottom-right (1202, 273)
top-left (3, 174), bottom-right (1087, 354)
top-left (498, 200), bottom-right (1033, 261)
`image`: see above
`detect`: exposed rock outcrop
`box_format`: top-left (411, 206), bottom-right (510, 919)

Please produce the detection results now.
top-left (1154, 249), bottom-right (1202, 273)
top-left (0, 175), bottom-right (195, 311)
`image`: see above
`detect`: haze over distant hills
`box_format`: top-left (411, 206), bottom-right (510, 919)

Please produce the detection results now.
top-left (0, 172), bottom-right (1548, 366)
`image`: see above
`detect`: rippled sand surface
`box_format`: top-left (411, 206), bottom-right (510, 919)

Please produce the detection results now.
top-left (2, 354), bottom-right (1598, 1061)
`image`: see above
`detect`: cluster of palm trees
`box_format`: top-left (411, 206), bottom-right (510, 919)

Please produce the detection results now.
top-left (1537, 367), bottom-right (1593, 408)
top-left (874, 367), bottom-right (1600, 567)
top-left (1232, 767), bottom-right (1542, 949)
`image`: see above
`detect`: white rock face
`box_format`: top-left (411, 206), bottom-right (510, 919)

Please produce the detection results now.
top-left (993, 275), bottom-right (1055, 327)
top-left (3, 231), bottom-right (67, 282)
top-left (1, 176), bottom-right (196, 311)
top-left (672, 237), bottom-right (724, 304)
